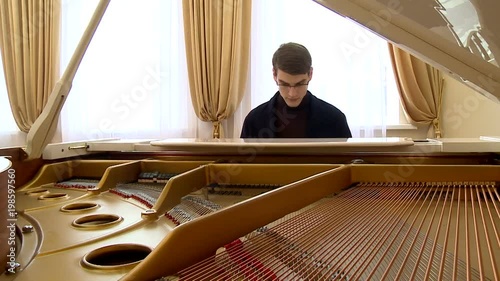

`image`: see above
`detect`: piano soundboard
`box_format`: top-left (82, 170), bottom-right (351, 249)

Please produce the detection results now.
top-left (4, 161), bottom-right (337, 280)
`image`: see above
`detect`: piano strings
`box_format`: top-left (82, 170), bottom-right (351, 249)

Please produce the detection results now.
top-left (166, 181), bottom-right (499, 281)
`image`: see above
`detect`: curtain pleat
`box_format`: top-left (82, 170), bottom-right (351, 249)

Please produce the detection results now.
top-left (389, 44), bottom-right (444, 138)
top-left (0, 0), bottom-right (60, 133)
top-left (183, 0), bottom-right (251, 138)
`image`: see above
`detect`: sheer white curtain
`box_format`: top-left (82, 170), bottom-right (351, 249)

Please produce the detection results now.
top-left (248, 0), bottom-right (399, 137)
top-left (59, 0), bottom-right (196, 141)
top-left (1, 0), bottom-right (400, 146)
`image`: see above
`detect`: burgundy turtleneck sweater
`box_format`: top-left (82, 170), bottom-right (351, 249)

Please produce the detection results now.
top-left (274, 93), bottom-right (311, 138)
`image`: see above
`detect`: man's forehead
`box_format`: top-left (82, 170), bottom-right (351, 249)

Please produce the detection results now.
top-left (275, 70), bottom-right (309, 82)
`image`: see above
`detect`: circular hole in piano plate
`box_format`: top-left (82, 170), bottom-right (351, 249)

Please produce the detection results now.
top-left (60, 202), bottom-right (100, 213)
top-left (72, 214), bottom-right (123, 229)
top-left (37, 192), bottom-right (69, 200)
top-left (81, 243), bottom-right (152, 270)
top-left (25, 188), bottom-right (50, 196)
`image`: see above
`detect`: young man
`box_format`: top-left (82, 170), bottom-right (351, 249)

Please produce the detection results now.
top-left (240, 42), bottom-right (352, 138)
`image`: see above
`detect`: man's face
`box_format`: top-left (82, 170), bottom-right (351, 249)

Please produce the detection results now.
top-left (274, 68), bottom-right (312, 107)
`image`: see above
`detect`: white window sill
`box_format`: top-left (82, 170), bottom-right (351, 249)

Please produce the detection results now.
top-left (386, 124), bottom-right (418, 130)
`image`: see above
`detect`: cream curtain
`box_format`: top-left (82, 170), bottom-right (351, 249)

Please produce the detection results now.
top-left (0, 0), bottom-right (60, 133)
top-left (389, 44), bottom-right (444, 138)
top-left (183, 0), bottom-right (251, 138)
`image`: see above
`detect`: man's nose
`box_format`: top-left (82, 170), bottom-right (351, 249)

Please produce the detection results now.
top-left (288, 86), bottom-right (300, 96)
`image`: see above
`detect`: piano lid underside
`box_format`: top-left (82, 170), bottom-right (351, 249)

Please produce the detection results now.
top-left (313, 0), bottom-right (500, 103)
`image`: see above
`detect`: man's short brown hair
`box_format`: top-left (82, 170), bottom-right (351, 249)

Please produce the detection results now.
top-left (272, 42), bottom-right (312, 75)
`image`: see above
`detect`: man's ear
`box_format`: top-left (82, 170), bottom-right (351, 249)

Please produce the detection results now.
top-left (273, 68), bottom-right (278, 82)
top-left (309, 67), bottom-right (314, 79)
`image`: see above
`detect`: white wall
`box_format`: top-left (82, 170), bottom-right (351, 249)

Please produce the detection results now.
top-left (385, 73), bottom-right (500, 140)
top-left (441, 74), bottom-right (500, 138)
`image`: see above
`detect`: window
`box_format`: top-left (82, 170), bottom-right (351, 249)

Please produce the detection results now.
top-left (0, 0), bottom-right (404, 146)
top-left (250, 0), bottom-right (401, 137)
top-left (59, 0), bottom-right (194, 141)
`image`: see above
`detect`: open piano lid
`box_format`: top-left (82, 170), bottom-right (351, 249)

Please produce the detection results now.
top-left (313, 0), bottom-right (500, 103)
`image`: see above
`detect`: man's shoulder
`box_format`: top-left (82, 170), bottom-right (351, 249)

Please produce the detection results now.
top-left (250, 100), bottom-right (271, 113)
top-left (309, 94), bottom-right (346, 116)
top-left (245, 94), bottom-right (278, 119)
top-left (245, 100), bottom-right (270, 120)
top-left (241, 95), bottom-right (277, 138)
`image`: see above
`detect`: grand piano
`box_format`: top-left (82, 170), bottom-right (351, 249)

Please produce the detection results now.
top-left (1, 0), bottom-right (499, 280)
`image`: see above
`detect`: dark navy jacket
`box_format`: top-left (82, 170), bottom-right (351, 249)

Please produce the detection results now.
top-left (240, 91), bottom-right (352, 138)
